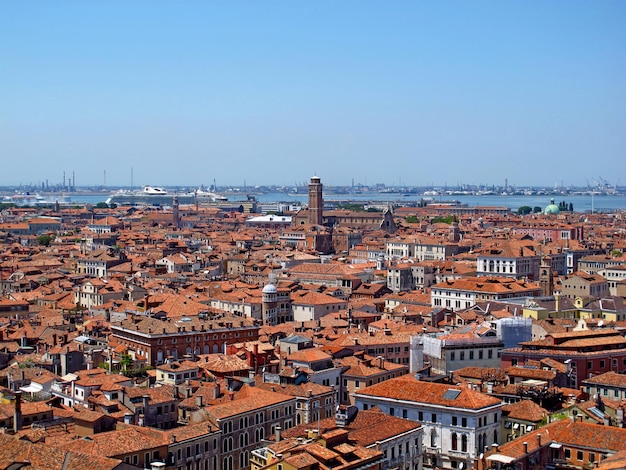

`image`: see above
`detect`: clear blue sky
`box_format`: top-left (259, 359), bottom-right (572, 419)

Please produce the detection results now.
top-left (2, 1), bottom-right (625, 188)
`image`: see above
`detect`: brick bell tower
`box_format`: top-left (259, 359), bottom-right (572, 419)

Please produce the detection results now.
top-left (308, 175), bottom-right (323, 226)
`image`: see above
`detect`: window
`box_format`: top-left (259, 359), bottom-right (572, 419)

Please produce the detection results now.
top-left (452, 416), bottom-right (458, 426)
top-left (419, 411), bottom-right (423, 421)
top-left (577, 451), bottom-right (584, 461)
top-left (431, 413), bottom-right (437, 423)
top-left (462, 417), bottom-right (467, 427)
top-left (402, 409), bottom-right (408, 419)
top-left (390, 407), bottom-right (395, 416)
top-left (450, 352), bottom-right (456, 361)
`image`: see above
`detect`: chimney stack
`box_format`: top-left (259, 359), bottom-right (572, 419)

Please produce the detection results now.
top-left (13, 392), bottom-right (22, 433)
top-left (275, 425), bottom-right (282, 442)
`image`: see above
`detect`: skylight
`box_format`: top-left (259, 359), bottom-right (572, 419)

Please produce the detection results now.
top-left (443, 389), bottom-right (461, 400)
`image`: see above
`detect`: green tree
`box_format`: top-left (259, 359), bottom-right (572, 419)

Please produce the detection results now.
top-left (405, 215), bottom-right (419, 223)
top-left (37, 234), bottom-right (52, 246)
top-left (533, 206), bottom-right (542, 213)
top-left (95, 202), bottom-right (109, 209)
top-left (517, 206), bottom-right (532, 215)
top-left (568, 202), bottom-right (574, 212)
top-left (120, 354), bottom-right (133, 372)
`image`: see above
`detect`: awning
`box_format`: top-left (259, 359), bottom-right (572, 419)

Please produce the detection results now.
top-left (486, 454), bottom-right (516, 464)
top-left (549, 443), bottom-right (562, 449)
top-left (20, 383), bottom-right (43, 393)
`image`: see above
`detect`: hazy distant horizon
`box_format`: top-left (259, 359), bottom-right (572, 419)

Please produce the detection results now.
top-left (2, 2), bottom-right (625, 188)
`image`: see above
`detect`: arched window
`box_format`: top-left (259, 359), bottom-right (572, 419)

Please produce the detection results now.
top-left (493, 430), bottom-right (498, 444)
top-left (156, 350), bottom-right (163, 363)
top-left (203, 345), bottom-right (209, 354)
top-left (462, 434), bottom-right (468, 452)
top-left (451, 433), bottom-right (458, 451)
top-left (212, 344), bottom-right (219, 353)
top-left (186, 346), bottom-right (192, 355)
top-left (194, 346), bottom-right (200, 355)
top-left (430, 429), bottom-right (436, 448)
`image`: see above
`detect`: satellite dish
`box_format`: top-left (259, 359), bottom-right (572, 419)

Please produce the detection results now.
top-left (479, 453), bottom-right (484, 460)
top-left (598, 320), bottom-right (604, 327)
top-left (459, 464), bottom-right (464, 469)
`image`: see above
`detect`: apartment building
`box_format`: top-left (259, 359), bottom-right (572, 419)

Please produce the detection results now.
top-left (431, 277), bottom-right (541, 312)
top-left (206, 387), bottom-right (297, 470)
top-left (501, 329), bottom-right (626, 388)
top-left (354, 375), bottom-right (502, 470)
top-left (165, 422), bottom-right (222, 470)
top-left (476, 419), bottom-right (626, 470)
top-left (110, 315), bottom-right (260, 367)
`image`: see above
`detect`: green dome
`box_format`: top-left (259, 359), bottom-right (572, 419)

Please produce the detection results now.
top-left (544, 198), bottom-right (560, 215)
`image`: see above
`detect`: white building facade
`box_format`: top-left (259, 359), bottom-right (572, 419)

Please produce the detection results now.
top-left (353, 376), bottom-right (502, 470)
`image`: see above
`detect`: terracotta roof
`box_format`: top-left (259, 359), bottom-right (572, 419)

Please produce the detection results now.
top-left (582, 371), bottom-right (626, 388)
top-left (501, 399), bottom-right (547, 422)
top-left (59, 424), bottom-right (168, 457)
top-left (206, 386), bottom-right (294, 420)
top-left (0, 433), bottom-right (123, 470)
top-left (354, 375), bottom-right (501, 410)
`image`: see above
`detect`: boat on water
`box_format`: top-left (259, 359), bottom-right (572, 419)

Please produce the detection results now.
top-left (105, 186), bottom-right (228, 205)
top-left (142, 185), bottom-right (167, 195)
top-left (2, 192), bottom-right (69, 206)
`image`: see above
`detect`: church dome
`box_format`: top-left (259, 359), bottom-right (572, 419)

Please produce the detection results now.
top-left (544, 198), bottom-right (560, 215)
top-left (262, 284), bottom-right (277, 294)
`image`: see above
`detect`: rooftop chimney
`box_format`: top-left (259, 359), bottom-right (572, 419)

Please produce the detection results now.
top-left (275, 425), bottom-right (281, 442)
top-left (13, 392), bottom-right (22, 433)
